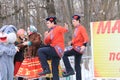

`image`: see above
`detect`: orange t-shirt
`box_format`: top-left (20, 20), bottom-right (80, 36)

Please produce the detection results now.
top-left (44, 25), bottom-right (68, 57)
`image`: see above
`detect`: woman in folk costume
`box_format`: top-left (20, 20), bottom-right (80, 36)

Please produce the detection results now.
top-left (14, 29), bottom-right (27, 80)
top-left (16, 25), bottom-right (43, 80)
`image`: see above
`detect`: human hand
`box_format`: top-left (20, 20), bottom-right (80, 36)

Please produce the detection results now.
top-left (68, 41), bottom-right (72, 46)
top-left (0, 50), bottom-right (3, 56)
top-left (80, 46), bottom-right (86, 53)
top-left (44, 31), bottom-right (49, 37)
top-left (22, 41), bottom-right (28, 45)
top-left (15, 46), bottom-right (19, 52)
top-left (64, 23), bottom-right (68, 29)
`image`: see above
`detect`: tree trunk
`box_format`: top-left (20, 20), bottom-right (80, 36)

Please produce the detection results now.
top-left (0, 2), bottom-right (3, 27)
top-left (84, 0), bottom-right (89, 34)
top-left (46, 0), bottom-right (56, 16)
top-left (14, 0), bottom-right (18, 26)
top-left (23, 0), bottom-right (30, 29)
top-left (118, 0), bottom-right (120, 18)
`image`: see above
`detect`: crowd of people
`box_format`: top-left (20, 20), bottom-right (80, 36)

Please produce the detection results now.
top-left (0, 14), bottom-right (89, 80)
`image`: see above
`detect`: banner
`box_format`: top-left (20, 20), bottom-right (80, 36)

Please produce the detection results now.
top-left (91, 20), bottom-right (120, 78)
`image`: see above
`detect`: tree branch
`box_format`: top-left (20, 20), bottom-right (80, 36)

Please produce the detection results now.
top-left (0, 7), bottom-right (23, 19)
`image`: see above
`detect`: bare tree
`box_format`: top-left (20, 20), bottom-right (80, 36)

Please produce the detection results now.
top-left (117, 0), bottom-right (120, 18)
top-left (46, 0), bottom-right (56, 16)
top-left (0, 2), bottom-right (3, 26)
top-left (0, 0), bottom-right (119, 36)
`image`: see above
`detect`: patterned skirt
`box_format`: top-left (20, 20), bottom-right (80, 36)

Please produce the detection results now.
top-left (14, 61), bottom-right (22, 76)
top-left (15, 57), bottom-right (63, 79)
top-left (15, 57), bottom-right (43, 79)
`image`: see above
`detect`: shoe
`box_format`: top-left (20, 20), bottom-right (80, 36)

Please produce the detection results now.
top-left (38, 68), bottom-right (51, 75)
top-left (62, 71), bottom-right (75, 77)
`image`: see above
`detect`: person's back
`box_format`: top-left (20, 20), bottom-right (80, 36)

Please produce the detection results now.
top-left (26, 32), bottom-right (42, 57)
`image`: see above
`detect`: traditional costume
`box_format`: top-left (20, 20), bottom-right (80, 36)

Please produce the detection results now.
top-left (62, 15), bottom-right (89, 80)
top-left (14, 29), bottom-right (27, 80)
top-left (16, 25), bottom-right (43, 79)
top-left (38, 16), bottom-right (68, 80)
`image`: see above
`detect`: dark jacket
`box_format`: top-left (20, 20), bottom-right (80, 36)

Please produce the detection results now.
top-left (14, 37), bottom-right (27, 62)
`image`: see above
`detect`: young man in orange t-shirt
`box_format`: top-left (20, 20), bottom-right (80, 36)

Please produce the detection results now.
top-left (62, 15), bottom-right (89, 80)
top-left (38, 16), bottom-right (68, 80)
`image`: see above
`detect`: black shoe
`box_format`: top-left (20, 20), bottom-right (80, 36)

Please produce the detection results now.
top-left (62, 71), bottom-right (75, 77)
top-left (38, 68), bottom-right (51, 75)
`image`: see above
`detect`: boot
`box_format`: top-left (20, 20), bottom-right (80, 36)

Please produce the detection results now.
top-left (38, 68), bottom-right (51, 75)
top-left (62, 70), bottom-right (75, 77)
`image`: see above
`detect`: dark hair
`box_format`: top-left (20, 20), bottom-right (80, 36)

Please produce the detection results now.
top-left (46, 16), bottom-right (57, 24)
top-left (72, 15), bottom-right (81, 20)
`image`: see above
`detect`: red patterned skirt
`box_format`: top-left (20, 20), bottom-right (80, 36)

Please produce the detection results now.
top-left (15, 57), bottom-right (43, 79)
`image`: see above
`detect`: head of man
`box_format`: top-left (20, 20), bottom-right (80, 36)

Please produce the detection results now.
top-left (46, 16), bottom-right (57, 29)
top-left (72, 15), bottom-right (81, 27)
